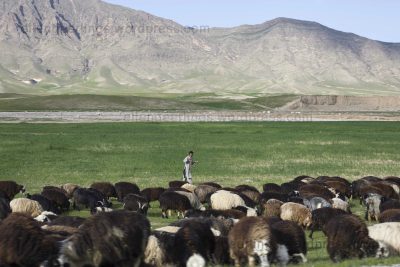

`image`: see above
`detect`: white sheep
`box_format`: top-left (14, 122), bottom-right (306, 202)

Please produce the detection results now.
top-left (10, 198), bottom-right (44, 217)
top-left (34, 211), bottom-right (58, 222)
top-left (280, 202), bottom-right (312, 228)
top-left (332, 197), bottom-right (350, 212)
top-left (210, 190), bottom-right (257, 216)
top-left (175, 191), bottom-right (205, 211)
top-left (181, 183), bottom-right (197, 193)
top-left (368, 222), bottom-right (400, 256)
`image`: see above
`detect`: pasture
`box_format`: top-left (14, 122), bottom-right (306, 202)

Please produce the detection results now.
top-left (1, 122), bottom-right (400, 266)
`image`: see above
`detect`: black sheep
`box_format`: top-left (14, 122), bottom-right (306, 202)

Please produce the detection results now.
top-left (0, 197), bottom-right (11, 221)
top-left (27, 193), bottom-right (59, 214)
top-left (309, 207), bottom-right (347, 238)
top-left (173, 221), bottom-right (215, 267)
top-left (72, 188), bottom-right (106, 213)
top-left (271, 220), bottom-right (307, 263)
top-left (41, 189), bottom-right (70, 212)
top-left (123, 193), bottom-right (149, 215)
top-left (200, 182), bottom-right (222, 189)
top-left (259, 191), bottom-right (288, 203)
top-left (0, 181), bottom-right (25, 200)
top-left (159, 191), bottom-right (192, 219)
top-left (263, 183), bottom-right (282, 193)
top-left (324, 214), bottom-right (384, 262)
top-left (168, 180), bottom-right (187, 188)
top-left (114, 182), bottom-right (141, 201)
top-left (141, 187), bottom-right (166, 202)
top-left (58, 210), bottom-right (150, 267)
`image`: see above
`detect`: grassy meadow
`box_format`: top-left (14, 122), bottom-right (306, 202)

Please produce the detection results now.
top-left (1, 121), bottom-right (400, 266)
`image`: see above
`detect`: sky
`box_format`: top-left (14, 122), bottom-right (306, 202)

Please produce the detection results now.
top-left (104, 0), bottom-right (399, 43)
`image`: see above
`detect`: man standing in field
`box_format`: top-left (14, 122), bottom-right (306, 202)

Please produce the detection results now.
top-left (183, 151), bottom-right (197, 184)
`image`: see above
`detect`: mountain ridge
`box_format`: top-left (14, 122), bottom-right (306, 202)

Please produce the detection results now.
top-left (0, 0), bottom-right (399, 96)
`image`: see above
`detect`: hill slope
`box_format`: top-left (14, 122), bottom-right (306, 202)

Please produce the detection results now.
top-left (0, 0), bottom-right (399, 96)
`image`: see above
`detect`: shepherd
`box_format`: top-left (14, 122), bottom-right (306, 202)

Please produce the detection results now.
top-left (182, 151), bottom-right (197, 184)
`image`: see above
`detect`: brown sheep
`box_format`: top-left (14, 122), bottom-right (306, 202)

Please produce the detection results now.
top-left (141, 187), bottom-right (166, 202)
top-left (280, 202), bottom-right (312, 228)
top-left (299, 184), bottom-right (335, 201)
top-left (379, 209), bottom-right (400, 223)
top-left (0, 213), bottom-right (59, 266)
top-left (262, 199), bottom-right (283, 218)
top-left (324, 214), bottom-right (387, 262)
top-left (90, 182), bottom-right (117, 199)
top-left (0, 181), bottom-right (25, 200)
top-left (228, 217), bottom-right (278, 267)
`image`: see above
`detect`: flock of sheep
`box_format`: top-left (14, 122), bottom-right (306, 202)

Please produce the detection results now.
top-left (1, 175), bottom-right (400, 266)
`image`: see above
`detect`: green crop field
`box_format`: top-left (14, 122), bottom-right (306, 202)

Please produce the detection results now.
top-left (1, 122), bottom-right (400, 266)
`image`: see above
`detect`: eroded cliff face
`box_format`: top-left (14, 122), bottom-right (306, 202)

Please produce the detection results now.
top-left (284, 96), bottom-right (400, 111)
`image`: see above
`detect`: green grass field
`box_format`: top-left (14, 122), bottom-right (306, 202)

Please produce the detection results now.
top-left (1, 122), bottom-right (400, 266)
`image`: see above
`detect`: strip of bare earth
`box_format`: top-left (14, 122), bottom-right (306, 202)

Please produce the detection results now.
top-left (1, 112), bottom-right (400, 123)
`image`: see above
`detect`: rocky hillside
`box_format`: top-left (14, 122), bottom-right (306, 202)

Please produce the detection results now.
top-left (0, 0), bottom-right (400, 96)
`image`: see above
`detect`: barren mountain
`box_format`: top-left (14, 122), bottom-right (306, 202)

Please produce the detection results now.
top-left (0, 0), bottom-right (399, 96)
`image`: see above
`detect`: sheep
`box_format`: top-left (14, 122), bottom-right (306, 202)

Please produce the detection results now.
top-left (0, 213), bottom-right (59, 266)
top-left (0, 196), bottom-right (11, 221)
top-left (235, 185), bottom-right (261, 203)
top-left (262, 183), bottom-right (282, 193)
top-left (42, 186), bottom-right (68, 197)
top-left (210, 190), bottom-right (257, 216)
top-left (309, 207), bottom-right (347, 238)
top-left (0, 180), bottom-right (25, 200)
top-left (323, 180), bottom-right (352, 198)
top-left (228, 216), bottom-right (285, 267)
top-left (259, 191), bottom-right (288, 203)
top-left (380, 199), bottom-right (400, 213)
top-left (368, 222), bottom-right (400, 256)
top-left (173, 221), bottom-right (215, 267)
top-left (169, 180), bottom-right (187, 188)
top-left (299, 184), bottom-right (335, 202)
top-left (171, 217), bottom-right (234, 237)
top-left (303, 197), bottom-right (332, 211)
top-left (90, 182), bottom-right (117, 199)
top-left (58, 210), bottom-right (151, 267)
top-left (34, 211), bottom-right (58, 223)
top-left (174, 190), bottom-right (205, 211)
top-left (270, 220), bottom-right (307, 263)
top-left (159, 191), bottom-right (192, 219)
top-left (213, 236), bottom-right (232, 265)
top-left (61, 183), bottom-right (80, 198)
top-left (114, 181), bottom-right (141, 201)
top-left (41, 189), bottom-right (70, 211)
top-left (280, 202), bottom-right (312, 228)
top-left (332, 197), bottom-right (350, 212)
top-left (194, 184), bottom-right (218, 203)
top-left (49, 215), bottom-right (86, 228)
top-left (200, 182), bottom-right (222, 189)
top-left (379, 209), bottom-right (400, 223)
top-left (185, 209), bottom-right (246, 220)
top-left (141, 187), bottom-right (166, 202)
top-left (123, 193), bottom-right (149, 215)
top-left (72, 188), bottom-right (107, 213)
top-left (280, 181), bottom-right (304, 194)
top-left (324, 214), bottom-right (388, 262)
top-left (364, 194), bottom-right (385, 221)
top-left (27, 193), bottom-right (59, 214)
top-left (181, 183), bottom-right (197, 192)
top-left (10, 198), bottom-right (44, 217)
top-left (261, 199), bottom-right (283, 218)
